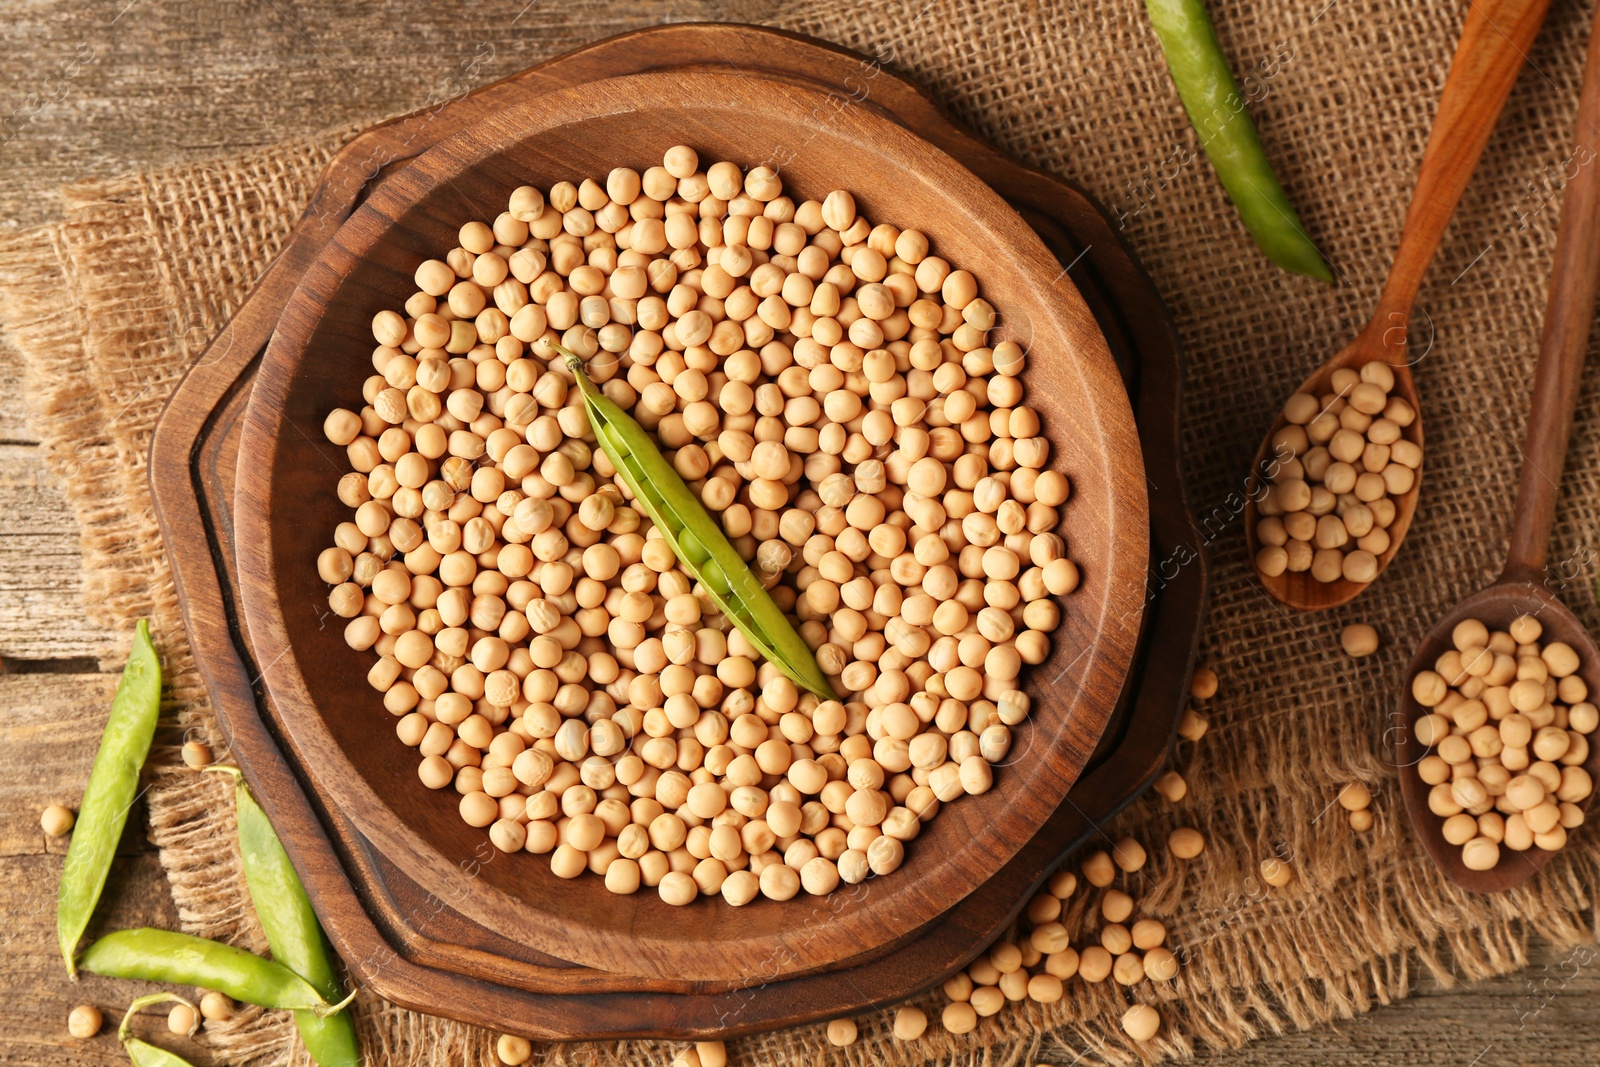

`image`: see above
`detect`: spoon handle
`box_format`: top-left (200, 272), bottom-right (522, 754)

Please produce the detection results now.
top-left (1374, 0), bottom-right (1552, 339)
top-left (1503, 2), bottom-right (1600, 582)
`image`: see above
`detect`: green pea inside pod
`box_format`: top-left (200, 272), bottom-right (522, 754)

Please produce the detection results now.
top-left (700, 558), bottom-right (731, 597)
top-left (678, 529), bottom-right (711, 566)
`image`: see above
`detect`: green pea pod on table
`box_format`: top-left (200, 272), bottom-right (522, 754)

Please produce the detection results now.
top-left (79, 928), bottom-right (354, 1017)
top-left (212, 767), bottom-right (360, 1067)
top-left (118, 994), bottom-right (199, 1067)
top-left (58, 619), bottom-right (162, 976)
top-left (122, 1038), bottom-right (197, 1067)
top-left (1144, 0), bottom-right (1333, 283)
top-left (560, 347), bottom-right (838, 700)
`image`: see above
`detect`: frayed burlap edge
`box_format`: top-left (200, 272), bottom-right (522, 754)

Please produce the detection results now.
top-left (0, 217), bottom-right (325, 1066)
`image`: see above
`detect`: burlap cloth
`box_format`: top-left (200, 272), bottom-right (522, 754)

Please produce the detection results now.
top-left (7, 1), bottom-right (1600, 1063)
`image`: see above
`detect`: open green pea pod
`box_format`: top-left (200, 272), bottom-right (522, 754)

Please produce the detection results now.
top-left (117, 994), bottom-right (199, 1067)
top-left (213, 767), bottom-right (360, 1067)
top-left (58, 619), bottom-right (162, 975)
top-left (80, 928), bottom-right (353, 1016)
top-left (562, 348), bottom-right (837, 700)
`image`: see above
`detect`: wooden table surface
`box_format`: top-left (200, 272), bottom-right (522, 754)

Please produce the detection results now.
top-left (1, 2), bottom-right (1594, 1064)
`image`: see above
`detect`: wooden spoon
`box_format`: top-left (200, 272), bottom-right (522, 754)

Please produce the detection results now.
top-left (1245, 0), bottom-right (1553, 610)
top-left (1395, 0), bottom-right (1600, 894)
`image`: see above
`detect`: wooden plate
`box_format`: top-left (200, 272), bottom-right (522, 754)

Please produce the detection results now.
top-left (150, 24), bottom-right (1206, 1039)
top-left (233, 68), bottom-right (1147, 985)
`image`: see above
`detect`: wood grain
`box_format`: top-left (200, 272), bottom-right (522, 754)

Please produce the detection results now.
top-left (0, 0), bottom-right (719, 232)
top-left (0, 445), bottom-right (112, 663)
top-left (1189, 937), bottom-right (1600, 1067)
top-left (0, 671), bottom-right (122, 857)
top-left (0, 340), bottom-right (38, 442)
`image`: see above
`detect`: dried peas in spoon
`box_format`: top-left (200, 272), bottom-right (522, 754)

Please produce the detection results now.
top-left (1254, 363), bottom-right (1420, 585)
top-left (1409, 614), bottom-right (1595, 870)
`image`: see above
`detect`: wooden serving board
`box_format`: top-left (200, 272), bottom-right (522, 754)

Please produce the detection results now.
top-left (150, 24), bottom-right (1207, 1039)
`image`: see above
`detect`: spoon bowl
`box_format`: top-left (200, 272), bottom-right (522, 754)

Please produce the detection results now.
top-left (1243, 329), bottom-right (1423, 611)
top-left (1395, 583), bottom-right (1600, 893)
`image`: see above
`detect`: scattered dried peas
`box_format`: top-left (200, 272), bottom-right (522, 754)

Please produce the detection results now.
top-left (924, 662), bottom-right (1221, 1041)
top-left (1337, 782), bottom-right (1372, 811)
top-left (167, 1001), bottom-right (199, 1036)
top-left (1259, 857), bottom-right (1294, 887)
top-left (1340, 623), bottom-right (1380, 657)
top-left (41, 804), bottom-right (75, 837)
top-left (942, 1002), bottom-right (978, 1034)
top-left (497, 1033), bottom-right (533, 1065)
top-left (1121, 1003), bottom-right (1161, 1042)
top-left (892, 1006), bottom-right (927, 1040)
top-left (1153, 770), bottom-right (1188, 802)
top-left (1112, 836), bottom-right (1147, 872)
top-left (199, 992), bottom-right (234, 1022)
top-left (67, 1004), bottom-right (102, 1038)
top-left (1082, 850), bottom-right (1116, 887)
top-left (1168, 826), bottom-right (1206, 858)
top-left (1047, 870), bottom-right (1077, 898)
top-left (825, 1017), bottom-right (864, 1043)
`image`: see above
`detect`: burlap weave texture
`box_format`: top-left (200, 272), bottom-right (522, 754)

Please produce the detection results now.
top-left (5, 1), bottom-right (1600, 1064)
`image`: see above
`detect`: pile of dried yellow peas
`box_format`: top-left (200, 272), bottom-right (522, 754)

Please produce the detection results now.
top-left (1411, 615), bottom-right (1594, 871)
top-left (1254, 364), bottom-right (1419, 584)
top-left (319, 147), bottom-right (1080, 904)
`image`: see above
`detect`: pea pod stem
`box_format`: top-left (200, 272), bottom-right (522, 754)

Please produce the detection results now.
top-left (208, 766), bottom-right (361, 1067)
top-left (1144, 0), bottom-right (1333, 283)
top-left (559, 347), bottom-right (837, 699)
top-left (119, 994), bottom-right (199, 1041)
top-left (59, 619), bottom-right (162, 976)
top-left (119, 995), bottom-right (199, 1067)
top-left (80, 928), bottom-right (355, 1017)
